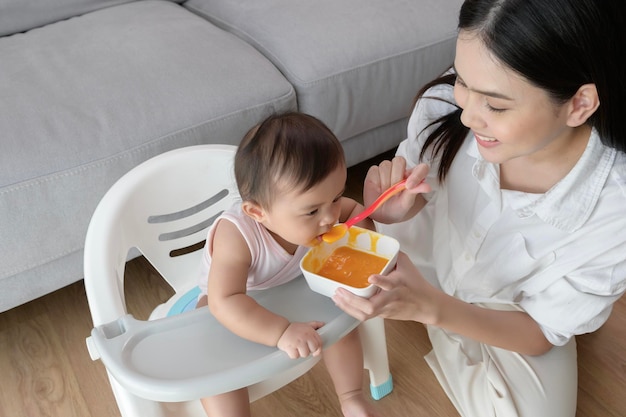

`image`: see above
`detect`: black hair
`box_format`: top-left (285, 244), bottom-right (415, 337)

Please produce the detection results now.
top-left (235, 112), bottom-right (345, 208)
top-left (418, 0), bottom-right (626, 182)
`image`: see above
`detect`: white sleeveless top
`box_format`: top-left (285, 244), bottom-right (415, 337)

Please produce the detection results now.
top-left (198, 204), bottom-right (308, 296)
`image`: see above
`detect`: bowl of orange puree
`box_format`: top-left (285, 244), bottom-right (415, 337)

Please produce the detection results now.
top-left (300, 226), bottom-right (399, 298)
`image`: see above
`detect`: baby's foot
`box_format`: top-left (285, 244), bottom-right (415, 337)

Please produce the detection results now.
top-left (339, 391), bottom-right (382, 417)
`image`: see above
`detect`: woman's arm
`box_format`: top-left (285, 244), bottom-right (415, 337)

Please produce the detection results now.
top-left (333, 252), bottom-right (553, 356)
top-left (431, 290), bottom-right (553, 356)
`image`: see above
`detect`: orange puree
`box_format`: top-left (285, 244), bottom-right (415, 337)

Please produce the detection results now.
top-left (316, 246), bottom-right (388, 288)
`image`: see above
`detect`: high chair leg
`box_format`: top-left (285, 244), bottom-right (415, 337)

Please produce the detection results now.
top-left (359, 317), bottom-right (393, 400)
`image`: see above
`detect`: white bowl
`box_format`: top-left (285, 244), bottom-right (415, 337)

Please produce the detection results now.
top-left (300, 226), bottom-right (399, 298)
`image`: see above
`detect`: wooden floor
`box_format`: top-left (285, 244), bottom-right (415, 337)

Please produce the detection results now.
top-left (1, 152), bottom-right (625, 417)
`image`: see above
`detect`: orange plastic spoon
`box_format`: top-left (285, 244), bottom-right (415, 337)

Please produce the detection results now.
top-left (322, 179), bottom-right (407, 243)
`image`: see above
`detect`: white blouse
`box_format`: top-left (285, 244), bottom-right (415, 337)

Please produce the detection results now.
top-left (379, 83), bottom-right (626, 346)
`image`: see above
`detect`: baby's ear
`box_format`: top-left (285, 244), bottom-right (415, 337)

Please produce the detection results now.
top-left (566, 83), bottom-right (599, 127)
top-left (241, 201), bottom-right (265, 221)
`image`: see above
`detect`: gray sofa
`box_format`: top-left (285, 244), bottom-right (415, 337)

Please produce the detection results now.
top-left (0, 0), bottom-right (462, 312)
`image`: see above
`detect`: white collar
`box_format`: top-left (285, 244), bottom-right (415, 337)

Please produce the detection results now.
top-left (468, 129), bottom-right (616, 232)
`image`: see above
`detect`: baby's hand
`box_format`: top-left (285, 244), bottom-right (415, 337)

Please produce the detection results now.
top-left (277, 321), bottom-right (324, 359)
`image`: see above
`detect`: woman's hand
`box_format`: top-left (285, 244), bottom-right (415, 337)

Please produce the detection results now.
top-left (276, 321), bottom-right (325, 359)
top-left (332, 252), bottom-right (439, 323)
top-left (364, 157), bottom-right (431, 224)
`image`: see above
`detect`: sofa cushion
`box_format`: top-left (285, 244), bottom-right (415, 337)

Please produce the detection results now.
top-left (185, 0), bottom-right (462, 164)
top-left (0, 0), bottom-right (185, 37)
top-left (0, 0), bottom-right (295, 311)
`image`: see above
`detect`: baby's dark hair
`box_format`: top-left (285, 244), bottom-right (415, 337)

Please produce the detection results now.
top-left (235, 112), bottom-right (345, 208)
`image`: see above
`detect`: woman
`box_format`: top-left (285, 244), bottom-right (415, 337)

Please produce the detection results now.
top-left (333, 1), bottom-right (626, 416)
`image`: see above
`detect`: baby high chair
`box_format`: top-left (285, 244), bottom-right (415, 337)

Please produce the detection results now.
top-left (84, 144), bottom-right (393, 417)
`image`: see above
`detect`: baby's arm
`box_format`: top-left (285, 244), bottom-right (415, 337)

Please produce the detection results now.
top-left (206, 219), bottom-right (323, 356)
top-left (277, 321), bottom-right (324, 358)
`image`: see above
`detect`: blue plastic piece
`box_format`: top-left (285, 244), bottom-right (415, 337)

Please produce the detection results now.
top-left (370, 374), bottom-right (393, 400)
top-left (167, 286), bottom-right (201, 316)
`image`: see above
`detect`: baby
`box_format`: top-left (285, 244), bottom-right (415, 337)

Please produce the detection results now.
top-left (197, 112), bottom-right (380, 417)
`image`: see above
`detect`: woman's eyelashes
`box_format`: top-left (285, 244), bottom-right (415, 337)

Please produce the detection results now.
top-left (456, 76), bottom-right (508, 113)
top-left (485, 101), bottom-right (506, 113)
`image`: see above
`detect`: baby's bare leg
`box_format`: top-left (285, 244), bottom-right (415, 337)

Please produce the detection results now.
top-left (323, 328), bottom-right (381, 417)
top-left (200, 388), bottom-right (251, 417)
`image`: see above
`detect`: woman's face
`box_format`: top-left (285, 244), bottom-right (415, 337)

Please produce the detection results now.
top-left (453, 30), bottom-right (578, 166)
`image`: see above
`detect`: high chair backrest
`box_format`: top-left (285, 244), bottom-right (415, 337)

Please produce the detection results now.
top-left (85, 144), bottom-right (239, 326)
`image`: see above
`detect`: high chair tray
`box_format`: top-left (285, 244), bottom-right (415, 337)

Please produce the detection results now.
top-left (87, 277), bottom-right (359, 402)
